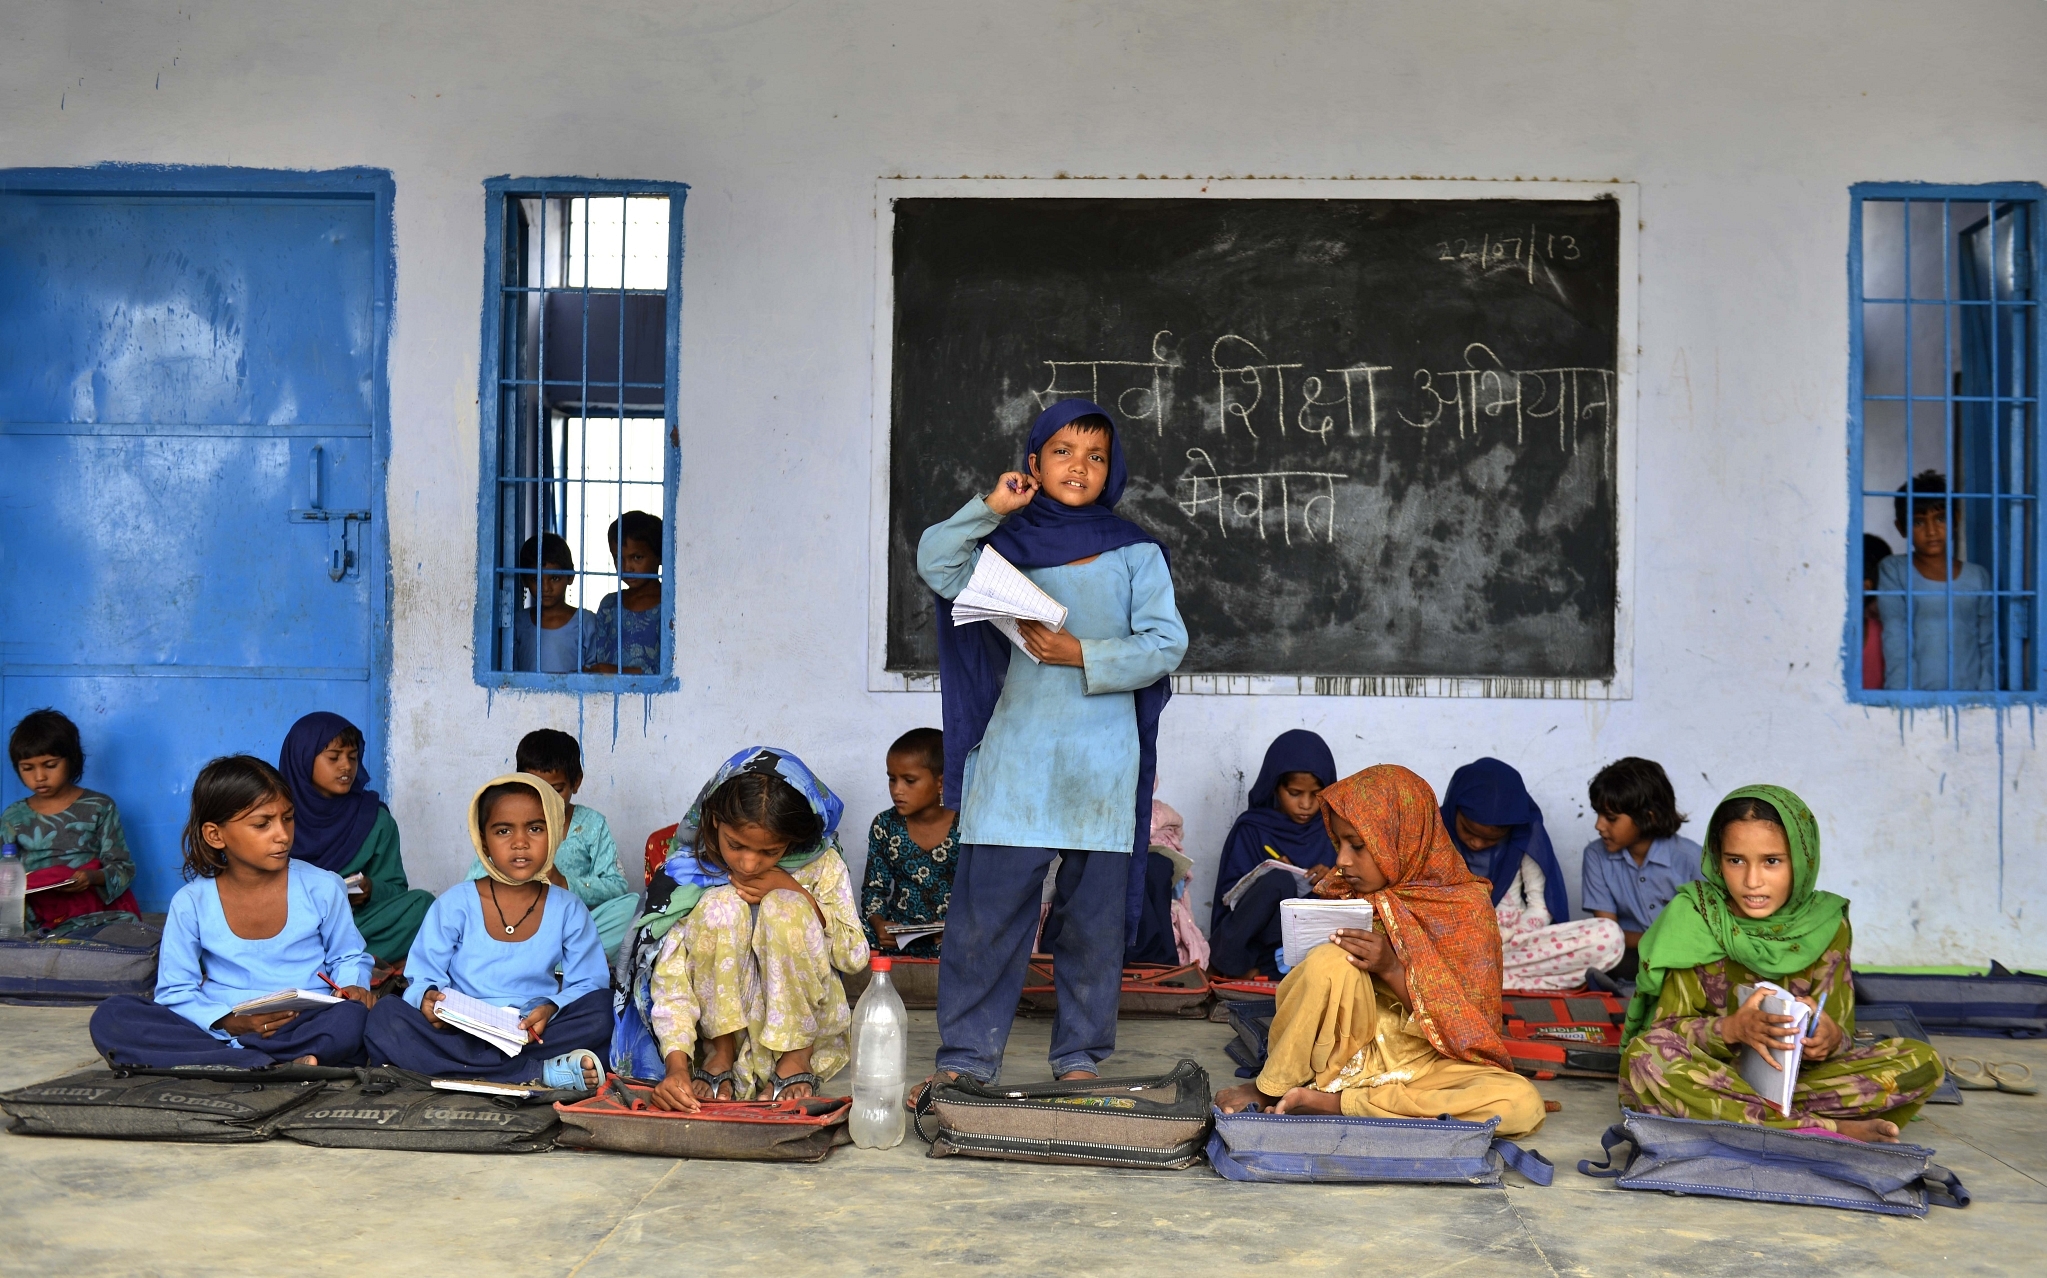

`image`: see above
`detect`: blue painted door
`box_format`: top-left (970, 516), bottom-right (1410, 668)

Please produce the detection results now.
top-left (0, 181), bottom-right (388, 909)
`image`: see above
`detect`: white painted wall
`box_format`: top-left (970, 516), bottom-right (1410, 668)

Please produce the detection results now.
top-left (7, 1), bottom-right (2045, 962)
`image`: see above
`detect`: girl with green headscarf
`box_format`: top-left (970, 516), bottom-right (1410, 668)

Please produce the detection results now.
top-left (1618, 784), bottom-right (1944, 1142)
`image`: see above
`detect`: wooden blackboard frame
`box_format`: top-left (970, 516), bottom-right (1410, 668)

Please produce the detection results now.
top-left (866, 178), bottom-right (1638, 699)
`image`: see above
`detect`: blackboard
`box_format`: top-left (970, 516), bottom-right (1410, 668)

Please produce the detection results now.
top-left (885, 196), bottom-right (1621, 680)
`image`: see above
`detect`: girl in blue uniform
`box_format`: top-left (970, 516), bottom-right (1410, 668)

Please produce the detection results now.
top-left (916, 399), bottom-right (1187, 1089)
top-left (365, 774), bottom-right (611, 1089)
top-left (88, 756), bottom-right (374, 1068)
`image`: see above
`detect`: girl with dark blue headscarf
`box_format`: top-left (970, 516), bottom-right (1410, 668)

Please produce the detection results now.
top-left (917, 399), bottom-right (1188, 1086)
top-left (1441, 758), bottom-right (1625, 992)
top-left (1207, 730), bottom-right (1339, 978)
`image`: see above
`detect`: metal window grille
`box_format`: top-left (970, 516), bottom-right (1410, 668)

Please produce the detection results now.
top-left (1849, 184), bottom-right (2045, 704)
top-left (476, 180), bottom-right (686, 690)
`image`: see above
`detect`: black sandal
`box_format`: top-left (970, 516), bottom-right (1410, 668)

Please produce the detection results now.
top-left (692, 1065), bottom-right (736, 1100)
top-left (770, 1071), bottom-right (823, 1100)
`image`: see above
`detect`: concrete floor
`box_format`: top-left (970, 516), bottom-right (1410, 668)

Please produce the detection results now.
top-left (1, 1003), bottom-right (2042, 1277)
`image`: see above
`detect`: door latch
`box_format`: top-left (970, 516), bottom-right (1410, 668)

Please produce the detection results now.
top-left (290, 445), bottom-right (370, 582)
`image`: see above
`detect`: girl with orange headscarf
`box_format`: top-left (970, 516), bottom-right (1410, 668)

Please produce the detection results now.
top-left (1213, 765), bottom-right (1545, 1136)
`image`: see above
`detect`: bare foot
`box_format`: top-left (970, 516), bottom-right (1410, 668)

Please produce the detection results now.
top-left (1274, 1087), bottom-right (1340, 1115)
top-left (1834, 1118), bottom-right (1902, 1143)
top-left (1214, 1082), bottom-right (1281, 1114)
top-left (291, 1055), bottom-right (319, 1067)
top-left (906, 1070), bottom-right (961, 1109)
top-left (772, 1046), bottom-right (816, 1099)
top-left (1057, 1070), bottom-right (1097, 1082)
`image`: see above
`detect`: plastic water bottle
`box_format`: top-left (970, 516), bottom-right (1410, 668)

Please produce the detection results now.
top-left (0, 844), bottom-right (25, 939)
top-left (848, 956), bottom-right (908, 1149)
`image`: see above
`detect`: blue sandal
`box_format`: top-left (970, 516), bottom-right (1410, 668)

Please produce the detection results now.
top-left (540, 1048), bottom-right (602, 1091)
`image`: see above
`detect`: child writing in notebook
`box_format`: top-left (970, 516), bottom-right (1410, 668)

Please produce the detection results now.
top-left (1208, 730), bottom-right (1340, 979)
top-left (366, 773), bottom-right (611, 1089)
top-left (916, 399), bottom-right (1187, 1092)
top-left (88, 756), bottom-right (374, 1068)
top-left (465, 730), bottom-right (637, 962)
top-left (4, 708), bottom-right (143, 928)
top-left (861, 727), bottom-right (959, 958)
top-left (638, 747), bottom-right (868, 1108)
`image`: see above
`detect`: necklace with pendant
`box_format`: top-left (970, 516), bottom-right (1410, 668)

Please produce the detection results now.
top-left (486, 879), bottom-right (543, 935)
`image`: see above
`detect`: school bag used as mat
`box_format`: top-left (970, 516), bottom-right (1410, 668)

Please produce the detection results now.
top-left (1502, 992), bottom-right (1628, 1080)
top-left (0, 1065), bottom-right (344, 1142)
top-left (1207, 1108), bottom-right (1554, 1186)
top-left (1221, 995), bottom-right (1274, 1078)
top-left (1020, 961), bottom-right (1213, 1018)
top-left (0, 915), bottom-right (162, 1004)
top-left (554, 1075), bottom-right (851, 1161)
top-left (1577, 1109), bottom-right (1970, 1217)
top-left (914, 1058), bottom-right (1212, 1169)
top-left (1853, 963), bottom-right (2047, 1038)
top-left (272, 1068), bottom-right (586, 1153)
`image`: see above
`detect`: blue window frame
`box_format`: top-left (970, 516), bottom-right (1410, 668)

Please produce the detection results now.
top-left (476, 178), bottom-right (686, 691)
top-left (1848, 182), bottom-right (2045, 704)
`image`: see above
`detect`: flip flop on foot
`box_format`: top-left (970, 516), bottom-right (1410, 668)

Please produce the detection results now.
top-left (541, 1048), bottom-right (603, 1091)
top-left (692, 1066), bottom-right (737, 1101)
top-left (905, 1071), bottom-right (960, 1110)
top-left (771, 1071), bottom-right (824, 1101)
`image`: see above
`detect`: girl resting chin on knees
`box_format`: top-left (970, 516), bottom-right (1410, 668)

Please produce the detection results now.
top-left (1617, 786), bottom-right (1945, 1143)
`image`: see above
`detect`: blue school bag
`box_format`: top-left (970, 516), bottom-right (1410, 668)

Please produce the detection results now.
top-left (1207, 1108), bottom-right (1554, 1186)
top-left (1577, 1110), bottom-right (1969, 1217)
top-left (1853, 963), bottom-right (2047, 1038)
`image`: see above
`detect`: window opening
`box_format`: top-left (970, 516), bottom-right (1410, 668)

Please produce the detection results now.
top-left (480, 185), bottom-right (682, 688)
top-left (1853, 187), bottom-right (2042, 701)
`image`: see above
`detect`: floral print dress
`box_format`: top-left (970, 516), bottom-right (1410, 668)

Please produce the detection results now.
top-left (0, 790), bottom-right (141, 925)
top-left (1619, 919), bottom-right (1945, 1129)
top-left (858, 808), bottom-right (958, 957)
top-left (647, 848), bottom-right (869, 1098)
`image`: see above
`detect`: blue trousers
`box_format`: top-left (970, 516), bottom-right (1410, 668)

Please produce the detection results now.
top-left (365, 988), bottom-right (613, 1082)
top-left (937, 844), bottom-right (1125, 1081)
top-left (89, 995), bottom-right (369, 1068)
top-left (1208, 872), bottom-right (1299, 978)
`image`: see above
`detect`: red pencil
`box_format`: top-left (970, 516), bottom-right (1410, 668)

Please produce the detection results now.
top-left (316, 971), bottom-right (344, 996)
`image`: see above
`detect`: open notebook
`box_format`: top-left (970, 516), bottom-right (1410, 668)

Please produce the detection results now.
top-left (951, 547), bottom-right (1068, 662)
top-left (1279, 898), bottom-right (1375, 968)
top-left (435, 990), bottom-right (529, 1058)
top-left (230, 988), bottom-right (343, 1016)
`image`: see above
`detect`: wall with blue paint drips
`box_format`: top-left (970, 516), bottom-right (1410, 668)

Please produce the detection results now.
top-left (3, 1), bottom-right (2043, 962)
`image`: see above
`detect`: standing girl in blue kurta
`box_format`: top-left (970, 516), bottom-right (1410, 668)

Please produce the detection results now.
top-left (365, 774), bottom-right (611, 1089)
top-left (917, 399), bottom-right (1188, 1088)
top-left (88, 756), bottom-right (375, 1068)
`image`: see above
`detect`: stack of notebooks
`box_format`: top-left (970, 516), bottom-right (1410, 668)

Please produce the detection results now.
top-left (951, 548), bottom-right (1068, 661)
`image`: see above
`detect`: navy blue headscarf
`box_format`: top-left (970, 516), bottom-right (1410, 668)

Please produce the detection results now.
top-left (1211, 730), bottom-right (1339, 931)
top-left (279, 711), bottom-right (382, 875)
top-left (1440, 757), bottom-right (1571, 923)
top-left (934, 398), bottom-right (1170, 947)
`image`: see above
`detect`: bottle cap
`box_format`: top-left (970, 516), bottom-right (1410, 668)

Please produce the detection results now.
top-left (870, 956), bottom-right (892, 972)
top-left (1, 843), bottom-right (15, 857)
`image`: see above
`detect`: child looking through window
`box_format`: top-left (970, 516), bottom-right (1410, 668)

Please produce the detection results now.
top-left (587, 510), bottom-right (664, 675)
top-left (861, 727), bottom-right (958, 958)
top-left (513, 533), bottom-right (596, 674)
top-left (4, 709), bottom-right (141, 928)
top-left (1878, 471), bottom-right (1996, 691)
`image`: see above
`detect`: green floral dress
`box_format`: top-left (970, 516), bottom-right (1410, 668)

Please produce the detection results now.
top-left (1619, 919), bottom-right (1944, 1129)
top-left (0, 790), bottom-right (138, 907)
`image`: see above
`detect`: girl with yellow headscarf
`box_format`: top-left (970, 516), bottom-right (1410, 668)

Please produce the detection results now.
top-left (1619, 785), bottom-right (1944, 1141)
top-left (363, 774), bottom-right (612, 1090)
